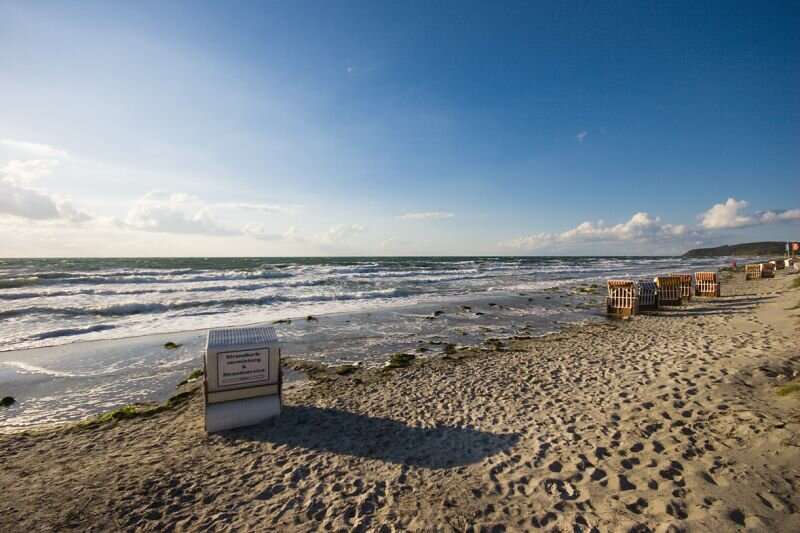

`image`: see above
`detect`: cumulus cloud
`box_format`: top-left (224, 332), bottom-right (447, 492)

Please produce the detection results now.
top-left (0, 139), bottom-right (69, 159)
top-left (396, 212), bottom-right (454, 220)
top-left (698, 198), bottom-right (800, 229)
top-left (121, 190), bottom-right (308, 238)
top-left (314, 224), bottom-right (366, 244)
top-left (501, 212), bottom-right (688, 250)
top-left (124, 190), bottom-right (236, 235)
top-left (0, 160), bottom-right (90, 222)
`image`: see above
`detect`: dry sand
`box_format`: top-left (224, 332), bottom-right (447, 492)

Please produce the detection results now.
top-left (1, 270), bottom-right (799, 532)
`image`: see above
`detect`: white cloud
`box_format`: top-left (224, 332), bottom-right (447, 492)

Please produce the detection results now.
top-left (575, 131), bottom-right (588, 142)
top-left (1, 159), bottom-right (60, 184)
top-left (501, 212), bottom-right (688, 250)
top-left (0, 139), bottom-right (69, 159)
top-left (224, 203), bottom-right (302, 215)
top-left (242, 224), bottom-right (302, 242)
top-left (314, 223), bottom-right (366, 244)
top-left (0, 160), bottom-right (90, 222)
top-left (396, 211), bottom-right (454, 220)
top-left (698, 198), bottom-right (800, 229)
top-left (122, 190), bottom-right (308, 238)
top-left (124, 190), bottom-right (236, 235)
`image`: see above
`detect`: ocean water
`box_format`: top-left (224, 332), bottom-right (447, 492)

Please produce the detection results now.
top-left (0, 256), bottom-right (733, 430)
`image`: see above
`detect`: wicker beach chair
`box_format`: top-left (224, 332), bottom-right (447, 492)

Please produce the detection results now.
top-left (637, 281), bottom-right (659, 311)
top-left (694, 272), bottom-right (720, 297)
top-left (607, 280), bottom-right (639, 316)
top-left (760, 263), bottom-right (775, 278)
top-left (654, 276), bottom-right (682, 306)
top-left (745, 264), bottom-right (762, 280)
top-left (770, 260), bottom-right (785, 270)
top-left (670, 273), bottom-right (693, 302)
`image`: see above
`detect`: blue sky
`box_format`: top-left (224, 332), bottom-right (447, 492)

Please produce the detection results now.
top-left (0, 1), bottom-right (798, 256)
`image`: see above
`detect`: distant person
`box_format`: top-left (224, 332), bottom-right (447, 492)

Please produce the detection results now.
top-left (732, 261), bottom-right (737, 270)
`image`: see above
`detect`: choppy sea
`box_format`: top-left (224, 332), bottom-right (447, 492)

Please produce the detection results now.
top-left (0, 256), bottom-right (735, 430)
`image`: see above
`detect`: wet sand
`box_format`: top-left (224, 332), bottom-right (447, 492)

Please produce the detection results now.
top-left (1, 269), bottom-right (799, 532)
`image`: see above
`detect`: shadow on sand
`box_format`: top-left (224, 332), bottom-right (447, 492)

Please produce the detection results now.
top-left (657, 294), bottom-right (776, 317)
top-left (220, 405), bottom-right (519, 469)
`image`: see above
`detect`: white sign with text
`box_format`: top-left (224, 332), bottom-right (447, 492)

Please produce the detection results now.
top-left (216, 349), bottom-right (270, 387)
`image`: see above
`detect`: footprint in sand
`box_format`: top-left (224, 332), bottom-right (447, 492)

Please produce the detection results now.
top-left (625, 497), bottom-right (649, 514)
top-left (541, 479), bottom-right (579, 500)
top-left (756, 492), bottom-right (792, 512)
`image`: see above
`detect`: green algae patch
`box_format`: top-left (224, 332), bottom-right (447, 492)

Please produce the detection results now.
top-left (176, 368), bottom-right (204, 387)
top-left (273, 318), bottom-right (292, 325)
top-left (335, 365), bottom-right (360, 376)
top-left (777, 383), bottom-right (800, 397)
top-left (383, 353), bottom-right (415, 370)
top-left (1, 396), bottom-right (16, 407)
top-left (72, 388), bottom-right (199, 431)
top-left (164, 342), bottom-right (181, 349)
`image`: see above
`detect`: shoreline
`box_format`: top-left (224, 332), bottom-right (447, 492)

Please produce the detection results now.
top-left (1, 269), bottom-right (799, 530)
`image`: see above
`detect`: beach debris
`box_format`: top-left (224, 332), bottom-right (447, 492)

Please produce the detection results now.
top-left (475, 311), bottom-right (485, 316)
top-left (384, 353), bottom-right (415, 370)
top-left (305, 315), bottom-right (318, 322)
top-left (460, 305), bottom-right (472, 311)
top-left (488, 303), bottom-right (498, 307)
top-left (335, 365), bottom-right (359, 376)
top-left (484, 338), bottom-right (505, 352)
top-left (426, 310), bottom-right (446, 320)
top-left (0, 396), bottom-right (15, 407)
top-left (273, 318), bottom-right (292, 325)
top-left (164, 341), bottom-right (181, 349)
top-left (528, 297), bottom-right (534, 302)
top-left (177, 369), bottom-right (204, 387)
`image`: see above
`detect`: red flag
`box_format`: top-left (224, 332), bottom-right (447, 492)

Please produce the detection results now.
top-left (793, 242), bottom-right (799, 251)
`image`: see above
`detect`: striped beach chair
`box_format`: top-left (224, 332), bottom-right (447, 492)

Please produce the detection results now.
top-left (607, 280), bottom-right (639, 316)
top-left (654, 276), bottom-right (682, 306)
top-left (761, 263), bottom-right (775, 278)
top-left (745, 264), bottom-right (762, 280)
top-left (770, 260), bottom-right (785, 270)
top-left (670, 273), bottom-right (693, 302)
top-left (694, 272), bottom-right (720, 297)
top-left (637, 281), bottom-right (659, 311)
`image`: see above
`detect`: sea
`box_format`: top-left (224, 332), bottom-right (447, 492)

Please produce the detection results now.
top-left (0, 256), bottom-right (735, 430)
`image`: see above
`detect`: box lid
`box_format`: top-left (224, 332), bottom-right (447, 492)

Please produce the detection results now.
top-left (208, 325), bottom-right (278, 349)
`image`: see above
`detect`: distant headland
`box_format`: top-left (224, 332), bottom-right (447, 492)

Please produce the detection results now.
top-left (682, 241), bottom-right (787, 257)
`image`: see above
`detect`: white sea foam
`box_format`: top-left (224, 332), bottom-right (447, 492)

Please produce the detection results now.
top-left (1, 361), bottom-right (78, 378)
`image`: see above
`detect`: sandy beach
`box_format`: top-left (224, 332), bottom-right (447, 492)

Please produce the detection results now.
top-left (1, 269), bottom-right (799, 532)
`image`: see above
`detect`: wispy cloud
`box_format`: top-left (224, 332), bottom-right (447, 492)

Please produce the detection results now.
top-left (242, 224), bottom-right (301, 242)
top-left (396, 211), bottom-right (454, 220)
top-left (574, 131), bottom-right (588, 143)
top-left (223, 203), bottom-right (303, 215)
top-left (500, 212), bottom-right (687, 250)
top-left (698, 198), bottom-right (800, 229)
top-left (0, 139), bottom-right (69, 159)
